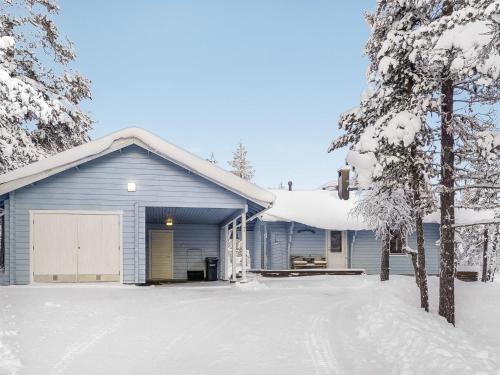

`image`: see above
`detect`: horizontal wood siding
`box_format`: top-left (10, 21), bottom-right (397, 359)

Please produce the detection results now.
top-left (9, 145), bottom-right (246, 284)
top-left (290, 224), bottom-right (326, 257)
top-left (1, 199), bottom-right (9, 285)
top-left (146, 224), bottom-right (220, 280)
top-left (267, 222), bottom-right (288, 269)
top-left (351, 224), bottom-right (440, 274)
top-left (251, 220), bottom-right (262, 269)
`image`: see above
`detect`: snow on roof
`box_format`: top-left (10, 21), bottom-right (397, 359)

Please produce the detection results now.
top-left (425, 208), bottom-right (499, 227)
top-left (261, 189), bottom-right (370, 231)
top-left (261, 189), bottom-right (498, 231)
top-left (0, 127), bottom-right (275, 207)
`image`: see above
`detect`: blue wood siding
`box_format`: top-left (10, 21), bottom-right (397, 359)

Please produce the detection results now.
top-left (251, 220), bottom-right (262, 269)
top-left (1, 199), bottom-right (10, 285)
top-left (253, 220), bottom-right (440, 274)
top-left (290, 224), bottom-right (326, 257)
top-left (146, 224), bottom-right (220, 280)
top-left (350, 223), bottom-right (441, 274)
top-left (251, 221), bottom-right (327, 270)
top-left (7, 145), bottom-right (247, 284)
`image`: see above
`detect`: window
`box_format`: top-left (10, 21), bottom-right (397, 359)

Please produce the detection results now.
top-left (389, 230), bottom-right (404, 255)
top-left (330, 231), bottom-right (342, 253)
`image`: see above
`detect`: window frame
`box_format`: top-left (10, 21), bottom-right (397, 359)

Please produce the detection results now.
top-left (329, 231), bottom-right (342, 253)
top-left (389, 230), bottom-right (405, 256)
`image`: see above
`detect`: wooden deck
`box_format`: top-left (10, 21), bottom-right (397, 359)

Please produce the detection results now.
top-left (252, 269), bottom-right (366, 278)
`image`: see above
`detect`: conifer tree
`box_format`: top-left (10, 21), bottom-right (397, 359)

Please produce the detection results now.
top-left (0, 0), bottom-right (93, 173)
top-left (228, 141), bottom-right (255, 181)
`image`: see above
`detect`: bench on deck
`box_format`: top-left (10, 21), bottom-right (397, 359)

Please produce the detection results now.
top-left (291, 256), bottom-right (327, 269)
top-left (456, 271), bottom-right (478, 282)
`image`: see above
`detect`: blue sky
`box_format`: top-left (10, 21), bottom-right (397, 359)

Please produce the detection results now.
top-left (58, 0), bottom-right (374, 189)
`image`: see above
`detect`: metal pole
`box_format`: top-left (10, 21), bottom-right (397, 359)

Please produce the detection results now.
top-left (231, 219), bottom-right (237, 283)
top-left (241, 213), bottom-right (247, 283)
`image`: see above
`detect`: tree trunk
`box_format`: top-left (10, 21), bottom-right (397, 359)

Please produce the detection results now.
top-left (381, 232), bottom-right (390, 281)
top-left (410, 145), bottom-right (429, 311)
top-left (491, 225), bottom-right (500, 282)
top-left (415, 212), bottom-right (429, 311)
top-left (482, 227), bottom-right (489, 282)
top-left (439, 0), bottom-right (456, 325)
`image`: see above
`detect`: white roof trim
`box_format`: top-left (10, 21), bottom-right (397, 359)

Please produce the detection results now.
top-left (0, 127), bottom-right (275, 208)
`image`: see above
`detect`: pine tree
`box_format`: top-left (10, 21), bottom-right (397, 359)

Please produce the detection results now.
top-left (330, 0), bottom-right (435, 309)
top-left (228, 141), bottom-right (255, 181)
top-left (332, 0), bottom-right (500, 324)
top-left (0, 0), bottom-right (93, 173)
top-left (207, 152), bottom-right (218, 164)
top-left (411, 0), bottom-right (500, 325)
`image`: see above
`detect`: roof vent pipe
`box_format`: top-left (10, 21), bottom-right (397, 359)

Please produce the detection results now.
top-left (288, 181), bottom-right (293, 191)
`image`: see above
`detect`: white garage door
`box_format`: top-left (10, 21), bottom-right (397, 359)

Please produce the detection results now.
top-left (32, 212), bottom-right (121, 282)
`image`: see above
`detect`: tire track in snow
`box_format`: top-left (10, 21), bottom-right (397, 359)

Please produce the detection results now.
top-left (51, 316), bottom-right (128, 375)
top-left (304, 314), bottom-right (339, 375)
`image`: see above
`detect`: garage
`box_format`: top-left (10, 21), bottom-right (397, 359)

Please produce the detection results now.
top-left (31, 212), bottom-right (121, 282)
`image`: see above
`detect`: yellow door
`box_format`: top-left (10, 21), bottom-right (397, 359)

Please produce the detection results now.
top-left (150, 230), bottom-right (173, 280)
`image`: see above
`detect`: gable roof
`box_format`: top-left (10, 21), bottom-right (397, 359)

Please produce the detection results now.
top-left (0, 127), bottom-right (275, 208)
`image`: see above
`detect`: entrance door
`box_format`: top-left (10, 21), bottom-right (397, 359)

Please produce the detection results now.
top-left (327, 231), bottom-right (347, 268)
top-left (149, 230), bottom-right (174, 280)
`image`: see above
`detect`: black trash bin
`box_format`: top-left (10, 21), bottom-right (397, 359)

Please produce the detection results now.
top-left (205, 257), bottom-right (219, 281)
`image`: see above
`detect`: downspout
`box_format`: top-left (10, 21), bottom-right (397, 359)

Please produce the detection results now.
top-left (349, 231), bottom-right (357, 269)
top-left (286, 222), bottom-right (294, 269)
top-left (262, 223), bottom-right (268, 270)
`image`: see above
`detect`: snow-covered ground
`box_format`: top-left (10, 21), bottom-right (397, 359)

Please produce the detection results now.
top-left (1, 275), bottom-right (499, 375)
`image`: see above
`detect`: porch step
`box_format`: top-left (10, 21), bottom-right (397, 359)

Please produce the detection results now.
top-left (255, 269), bottom-right (366, 278)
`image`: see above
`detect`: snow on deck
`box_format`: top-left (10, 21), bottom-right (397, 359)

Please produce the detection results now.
top-left (1, 276), bottom-right (499, 375)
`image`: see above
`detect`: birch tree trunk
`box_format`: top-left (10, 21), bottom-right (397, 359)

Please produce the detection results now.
top-left (438, 0), bottom-right (456, 325)
top-left (482, 227), bottom-right (489, 282)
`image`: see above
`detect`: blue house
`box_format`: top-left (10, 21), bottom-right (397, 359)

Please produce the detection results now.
top-left (0, 128), bottom-right (443, 285)
top-left (0, 128), bottom-right (274, 285)
top-left (250, 189), bottom-right (441, 275)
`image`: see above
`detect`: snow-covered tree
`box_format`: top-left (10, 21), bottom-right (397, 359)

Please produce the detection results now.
top-left (228, 141), bottom-right (255, 181)
top-left (410, 0), bottom-right (500, 325)
top-left (0, 0), bottom-right (93, 173)
top-left (207, 152), bottom-right (218, 164)
top-left (352, 186), bottom-right (416, 282)
top-left (332, 0), bottom-right (500, 324)
top-left (330, 0), bottom-right (435, 311)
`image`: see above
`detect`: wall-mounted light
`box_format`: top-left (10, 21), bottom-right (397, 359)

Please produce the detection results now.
top-left (127, 182), bottom-right (136, 192)
top-left (165, 216), bottom-right (174, 227)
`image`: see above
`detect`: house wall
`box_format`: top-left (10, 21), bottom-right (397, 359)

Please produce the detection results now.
top-left (0, 199), bottom-right (10, 285)
top-left (6, 145), bottom-right (247, 285)
top-left (350, 223), bottom-right (441, 274)
top-left (290, 224), bottom-right (326, 257)
top-left (146, 224), bottom-right (220, 280)
top-left (251, 220), bottom-right (262, 269)
top-left (252, 220), bottom-right (441, 274)
top-left (252, 220), bottom-right (327, 270)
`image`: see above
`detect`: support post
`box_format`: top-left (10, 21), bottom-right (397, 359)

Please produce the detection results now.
top-left (241, 213), bottom-right (247, 283)
top-left (231, 219), bottom-right (237, 283)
